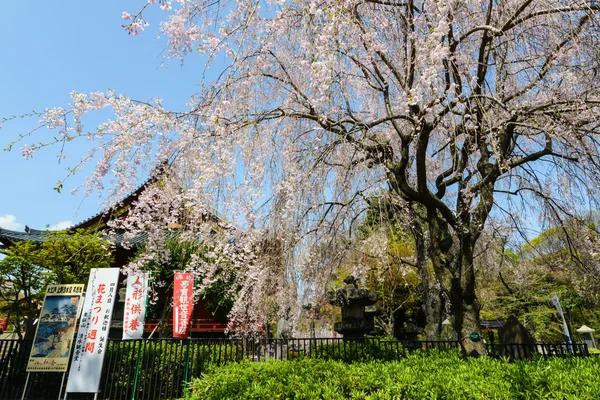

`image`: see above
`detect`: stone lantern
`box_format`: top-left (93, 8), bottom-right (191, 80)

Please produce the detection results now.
top-left (576, 325), bottom-right (596, 349)
top-left (441, 318), bottom-right (454, 341)
top-left (327, 275), bottom-right (380, 338)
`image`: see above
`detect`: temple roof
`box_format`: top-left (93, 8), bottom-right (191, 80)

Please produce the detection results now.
top-left (71, 175), bottom-right (153, 231)
top-left (0, 174), bottom-right (154, 250)
top-left (1, 165), bottom-right (223, 253)
top-left (0, 226), bottom-right (50, 247)
top-left (0, 225), bottom-right (148, 250)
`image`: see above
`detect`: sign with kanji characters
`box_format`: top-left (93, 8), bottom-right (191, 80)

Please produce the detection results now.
top-left (66, 268), bottom-right (120, 393)
top-left (122, 272), bottom-right (150, 340)
top-left (173, 272), bottom-right (194, 338)
top-left (26, 284), bottom-right (84, 372)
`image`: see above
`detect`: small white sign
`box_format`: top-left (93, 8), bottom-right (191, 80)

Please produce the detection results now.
top-left (551, 294), bottom-right (572, 343)
top-left (66, 268), bottom-right (120, 393)
top-left (122, 272), bottom-right (150, 340)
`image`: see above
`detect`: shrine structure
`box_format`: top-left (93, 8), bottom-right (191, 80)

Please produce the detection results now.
top-left (0, 179), bottom-right (228, 338)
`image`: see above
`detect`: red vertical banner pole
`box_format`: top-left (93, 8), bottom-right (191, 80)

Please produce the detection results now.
top-left (173, 272), bottom-right (194, 338)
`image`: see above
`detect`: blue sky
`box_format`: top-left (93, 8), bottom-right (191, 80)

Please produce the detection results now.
top-left (0, 2), bottom-right (546, 242)
top-left (0, 2), bottom-right (207, 231)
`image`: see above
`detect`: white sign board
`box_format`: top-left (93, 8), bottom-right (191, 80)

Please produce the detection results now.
top-left (551, 294), bottom-right (572, 343)
top-left (26, 284), bottom-right (84, 372)
top-left (122, 272), bottom-right (150, 340)
top-left (66, 268), bottom-right (120, 393)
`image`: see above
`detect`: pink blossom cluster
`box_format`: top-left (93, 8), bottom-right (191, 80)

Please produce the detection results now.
top-left (7, 0), bottom-right (600, 334)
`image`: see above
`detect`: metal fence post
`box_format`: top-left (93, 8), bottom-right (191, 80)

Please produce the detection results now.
top-left (131, 340), bottom-right (144, 400)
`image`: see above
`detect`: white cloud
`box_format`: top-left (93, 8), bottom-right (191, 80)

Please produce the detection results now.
top-left (0, 214), bottom-right (23, 230)
top-left (49, 220), bottom-right (73, 231)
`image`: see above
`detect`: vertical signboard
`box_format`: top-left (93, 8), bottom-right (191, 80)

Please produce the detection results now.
top-left (122, 272), bottom-right (150, 340)
top-left (173, 272), bottom-right (194, 338)
top-left (551, 294), bottom-right (572, 344)
top-left (66, 268), bottom-right (120, 393)
top-left (26, 284), bottom-right (84, 372)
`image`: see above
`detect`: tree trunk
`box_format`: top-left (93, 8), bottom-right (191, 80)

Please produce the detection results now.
top-left (427, 212), bottom-right (486, 357)
top-left (374, 314), bottom-right (395, 338)
top-left (450, 238), bottom-right (486, 357)
top-left (23, 297), bottom-right (38, 342)
top-left (157, 293), bottom-right (173, 338)
top-left (12, 293), bottom-right (23, 340)
top-left (410, 205), bottom-right (443, 340)
top-left (423, 284), bottom-right (443, 341)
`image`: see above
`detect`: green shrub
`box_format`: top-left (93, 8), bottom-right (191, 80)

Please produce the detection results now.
top-left (184, 350), bottom-right (600, 399)
top-left (102, 340), bottom-right (241, 398)
top-left (311, 339), bottom-right (404, 362)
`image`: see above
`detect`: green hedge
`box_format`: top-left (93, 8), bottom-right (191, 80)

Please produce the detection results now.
top-left (185, 350), bottom-right (600, 399)
top-left (102, 340), bottom-right (241, 398)
top-left (310, 340), bottom-right (404, 362)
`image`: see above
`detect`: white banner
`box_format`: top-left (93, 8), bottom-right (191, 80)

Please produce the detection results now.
top-left (122, 272), bottom-right (150, 340)
top-left (551, 294), bottom-right (572, 343)
top-left (66, 268), bottom-right (120, 393)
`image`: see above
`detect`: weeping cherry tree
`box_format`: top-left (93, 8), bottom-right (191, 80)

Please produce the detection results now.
top-left (6, 0), bottom-right (600, 356)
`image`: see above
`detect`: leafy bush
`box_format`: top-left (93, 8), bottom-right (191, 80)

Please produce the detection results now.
top-left (311, 339), bottom-right (404, 362)
top-left (185, 350), bottom-right (600, 399)
top-left (102, 340), bottom-right (241, 399)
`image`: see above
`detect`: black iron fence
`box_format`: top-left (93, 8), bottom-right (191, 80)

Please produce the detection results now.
top-left (486, 342), bottom-right (589, 359)
top-left (1, 340), bottom-right (30, 400)
top-left (1, 338), bottom-right (589, 400)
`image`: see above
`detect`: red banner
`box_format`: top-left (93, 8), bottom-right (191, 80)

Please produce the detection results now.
top-left (173, 272), bottom-right (194, 338)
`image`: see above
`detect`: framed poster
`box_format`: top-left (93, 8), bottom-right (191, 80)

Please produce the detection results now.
top-left (27, 284), bottom-right (84, 372)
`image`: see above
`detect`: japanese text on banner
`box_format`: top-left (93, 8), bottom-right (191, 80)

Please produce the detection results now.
top-left (66, 268), bottom-right (120, 393)
top-left (123, 272), bottom-right (150, 340)
top-left (173, 272), bottom-right (194, 338)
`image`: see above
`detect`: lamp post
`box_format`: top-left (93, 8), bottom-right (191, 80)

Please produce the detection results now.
top-left (302, 303), bottom-right (321, 356)
top-left (302, 304), bottom-right (321, 337)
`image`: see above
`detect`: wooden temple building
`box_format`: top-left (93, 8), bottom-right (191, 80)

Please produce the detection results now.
top-left (0, 182), bottom-right (228, 338)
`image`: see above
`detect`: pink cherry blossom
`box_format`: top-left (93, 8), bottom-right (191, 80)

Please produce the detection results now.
top-left (7, 0), bottom-right (600, 355)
